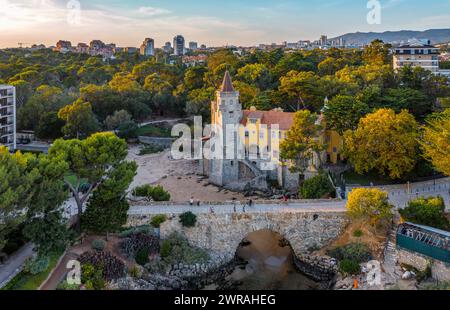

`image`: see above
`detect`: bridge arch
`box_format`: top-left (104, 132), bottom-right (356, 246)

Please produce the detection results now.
top-left (148, 211), bottom-right (349, 263)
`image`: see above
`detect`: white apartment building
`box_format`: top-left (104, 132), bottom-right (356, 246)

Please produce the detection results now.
top-left (393, 41), bottom-right (440, 73)
top-left (0, 85), bottom-right (16, 150)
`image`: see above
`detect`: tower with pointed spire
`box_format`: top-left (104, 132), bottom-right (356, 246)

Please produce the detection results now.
top-left (209, 71), bottom-right (243, 186)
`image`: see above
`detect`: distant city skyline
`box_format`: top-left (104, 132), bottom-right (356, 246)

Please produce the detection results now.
top-left (0, 0), bottom-right (450, 48)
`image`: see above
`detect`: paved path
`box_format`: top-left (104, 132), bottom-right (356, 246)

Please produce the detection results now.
top-left (40, 252), bottom-right (78, 291)
top-left (347, 178), bottom-right (450, 210)
top-left (129, 200), bottom-right (347, 215)
top-left (138, 117), bottom-right (193, 128)
top-left (0, 243), bottom-right (34, 288)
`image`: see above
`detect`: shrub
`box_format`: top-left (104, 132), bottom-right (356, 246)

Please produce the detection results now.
top-left (133, 184), bottom-right (153, 197)
top-left (300, 173), bottom-right (336, 199)
top-left (57, 281), bottom-right (81, 290)
top-left (135, 247), bottom-right (150, 266)
top-left (24, 255), bottom-right (50, 275)
top-left (400, 196), bottom-right (449, 230)
top-left (139, 145), bottom-right (164, 155)
top-left (151, 185), bottom-right (171, 202)
top-left (160, 233), bottom-right (209, 265)
top-left (353, 229), bottom-right (363, 238)
top-left (145, 259), bottom-right (168, 274)
top-left (129, 265), bottom-right (141, 278)
top-left (328, 243), bottom-right (371, 263)
top-left (419, 281), bottom-right (450, 290)
top-left (119, 225), bottom-right (152, 238)
top-left (346, 188), bottom-right (393, 226)
top-left (79, 251), bottom-right (125, 280)
top-left (132, 184), bottom-right (171, 201)
top-left (117, 121), bottom-right (138, 140)
top-left (160, 240), bottom-right (172, 258)
top-left (91, 239), bottom-right (106, 251)
top-left (179, 212), bottom-right (197, 228)
top-left (339, 259), bottom-right (361, 275)
top-left (151, 214), bottom-right (167, 228)
top-left (120, 232), bottom-right (160, 258)
top-left (81, 265), bottom-right (104, 290)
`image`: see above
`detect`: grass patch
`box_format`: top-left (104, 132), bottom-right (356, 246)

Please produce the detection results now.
top-left (139, 144), bottom-right (165, 155)
top-left (342, 170), bottom-right (394, 186)
top-left (1, 250), bottom-right (64, 290)
top-left (135, 125), bottom-right (172, 138)
top-left (64, 174), bottom-right (88, 188)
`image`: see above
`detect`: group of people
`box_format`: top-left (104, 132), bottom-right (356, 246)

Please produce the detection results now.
top-left (188, 196), bottom-right (255, 214)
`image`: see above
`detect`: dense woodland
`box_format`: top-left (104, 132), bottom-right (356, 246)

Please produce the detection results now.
top-left (0, 40), bottom-right (449, 141)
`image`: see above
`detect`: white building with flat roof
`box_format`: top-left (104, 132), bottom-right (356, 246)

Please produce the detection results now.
top-left (0, 85), bottom-right (16, 150)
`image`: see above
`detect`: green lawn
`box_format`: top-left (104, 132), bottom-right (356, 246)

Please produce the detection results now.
top-left (1, 250), bottom-right (64, 290)
top-left (342, 170), bottom-right (397, 186)
top-left (64, 174), bottom-right (88, 188)
top-left (135, 124), bottom-right (172, 138)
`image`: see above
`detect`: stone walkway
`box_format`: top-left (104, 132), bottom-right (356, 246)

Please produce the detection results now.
top-left (128, 200), bottom-right (347, 215)
top-left (0, 243), bottom-right (34, 288)
top-left (347, 177), bottom-right (450, 210)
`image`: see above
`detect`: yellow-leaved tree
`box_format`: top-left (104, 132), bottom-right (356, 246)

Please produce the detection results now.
top-left (344, 108), bottom-right (419, 179)
top-left (346, 188), bottom-right (393, 227)
top-left (421, 109), bottom-right (450, 176)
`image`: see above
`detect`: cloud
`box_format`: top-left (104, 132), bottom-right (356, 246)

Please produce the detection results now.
top-left (137, 6), bottom-right (171, 16)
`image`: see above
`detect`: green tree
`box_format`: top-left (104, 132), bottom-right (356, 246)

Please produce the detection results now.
top-left (323, 95), bottom-right (369, 134)
top-left (380, 88), bottom-right (432, 119)
top-left (185, 87), bottom-right (215, 120)
top-left (280, 110), bottom-right (326, 178)
top-left (279, 71), bottom-right (324, 111)
top-left (144, 73), bottom-right (175, 116)
top-left (300, 173), bottom-right (336, 199)
top-left (105, 110), bottom-right (132, 130)
top-left (48, 132), bottom-right (129, 231)
top-left (58, 99), bottom-right (100, 139)
top-left (237, 63), bottom-right (273, 90)
top-left (400, 196), bottom-right (449, 230)
top-left (362, 40), bottom-right (391, 65)
top-left (0, 148), bottom-right (36, 254)
top-left (82, 161), bottom-right (137, 234)
top-left (22, 154), bottom-right (72, 254)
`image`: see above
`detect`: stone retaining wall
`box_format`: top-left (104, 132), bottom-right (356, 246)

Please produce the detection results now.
top-left (397, 248), bottom-right (450, 282)
top-left (128, 211), bottom-right (348, 264)
top-left (294, 254), bottom-right (338, 283)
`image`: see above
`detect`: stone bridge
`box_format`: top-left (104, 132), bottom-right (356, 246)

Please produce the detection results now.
top-left (127, 200), bottom-right (348, 263)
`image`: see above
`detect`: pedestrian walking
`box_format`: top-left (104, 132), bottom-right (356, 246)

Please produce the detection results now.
top-left (190, 197), bottom-right (194, 206)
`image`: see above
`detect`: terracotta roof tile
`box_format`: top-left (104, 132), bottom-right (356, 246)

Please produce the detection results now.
top-left (241, 110), bottom-right (294, 131)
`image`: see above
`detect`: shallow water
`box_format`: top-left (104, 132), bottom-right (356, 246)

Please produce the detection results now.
top-left (230, 230), bottom-right (320, 290)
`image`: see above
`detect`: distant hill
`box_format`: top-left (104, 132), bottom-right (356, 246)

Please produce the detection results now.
top-left (331, 29), bottom-right (450, 46)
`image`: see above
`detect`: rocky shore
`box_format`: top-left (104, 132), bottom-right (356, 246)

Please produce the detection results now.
top-left (110, 259), bottom-right (239, 290)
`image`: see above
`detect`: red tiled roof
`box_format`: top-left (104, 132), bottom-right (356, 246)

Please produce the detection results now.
top-left (220, 71), bottom-right (235, 92)
top-left (240, 110), bottom-right (294, 131)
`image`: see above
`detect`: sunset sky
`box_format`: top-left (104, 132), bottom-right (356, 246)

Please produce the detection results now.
top-left (0, 0), bottom-right (449, 48)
